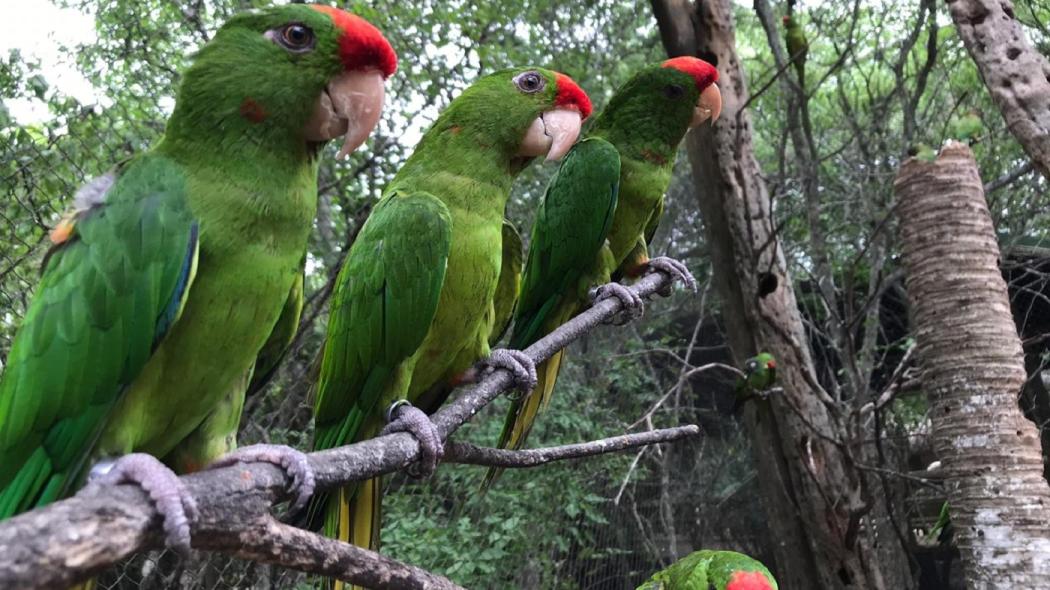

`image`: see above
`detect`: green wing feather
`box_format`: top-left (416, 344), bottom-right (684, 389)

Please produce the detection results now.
top-left (489, 219), bottom-right (523, 347)
top-left (246, 267), bottom-right (305, 397)
top-left (0, 155), bottom-right (199, 517)
top-left (480, 139), bottom-right (619, 492)
top-left (508, 137), bottom-right (621, 350)
top-left (312, 191), bottom-right (452, 453)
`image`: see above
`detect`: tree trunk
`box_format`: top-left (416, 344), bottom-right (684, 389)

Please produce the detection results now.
top-left (946, 0), bottom-right (1050, 180)
top-left (649, 0), bottom-right (914, 587)
top-left (896, 141), bottom-right (1050, 587)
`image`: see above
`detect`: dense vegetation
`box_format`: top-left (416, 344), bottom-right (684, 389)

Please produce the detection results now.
top-left (2, 0), bottom-right (1048, 588)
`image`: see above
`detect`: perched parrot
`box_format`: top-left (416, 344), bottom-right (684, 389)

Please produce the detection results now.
top-left (732, 353), bottom-right (777, 413)
top-left (483, 57), bottom-right (721, 490)
top-left (950, 109), bottom-right (983, 145)
top-left (909, 144), bottom-right (938, 163)
top-left (782, 14), bottom-right (809, 90)
top-left (0, 4), bottom-right (395, 552)
top-left (637, 550), bottom-right (778, 590)
top-left (309, 67), bottom-right (592, 572)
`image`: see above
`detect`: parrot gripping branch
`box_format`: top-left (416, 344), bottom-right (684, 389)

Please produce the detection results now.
top-left (0, 269), bottom-right (696, 590)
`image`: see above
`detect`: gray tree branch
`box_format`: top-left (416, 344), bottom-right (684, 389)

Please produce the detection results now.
top-left (0, 270), bottom-right (695, 590)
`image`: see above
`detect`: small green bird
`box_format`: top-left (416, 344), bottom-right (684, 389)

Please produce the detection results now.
top-left (637, 550), bottom-right (778, 590)
top-left (950, 109), bottom-right (983, 145)
top-left (782, 14), bottom-right (809, 90)
top-left (0, 4), bottom-right (395, 551)
top-left (484, 58), bottom-right (720, 490)
top-left (732, 353), bottom-right (777, 413)
top-left (309, 67), bottom-right (592, 569)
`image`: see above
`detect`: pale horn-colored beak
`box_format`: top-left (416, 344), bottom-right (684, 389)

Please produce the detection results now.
top-left (690, 82), bottom-right (723, 128)
top-left (517, 108), bottom-right (583, 162)
top-left (304, 69), bottom-right (386, 159)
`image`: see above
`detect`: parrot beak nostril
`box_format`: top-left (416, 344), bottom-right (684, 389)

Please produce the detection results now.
top-left (304, 69), bottom-right (386, 159)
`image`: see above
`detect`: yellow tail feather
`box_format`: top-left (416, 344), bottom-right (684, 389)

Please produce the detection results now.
top-left (70, 580), bottom-right (96, 590)
top-left (327, 477), bottom-right (382, 590)
top-left (481, 350), bottom-right (567, 492)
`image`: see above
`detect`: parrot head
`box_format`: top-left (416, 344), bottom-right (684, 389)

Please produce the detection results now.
top-left (662, 56), bottom-right (722, 127)
top-left (171, 4), bottom-right (396, 158)
top-left (589, 57), bottom-right (720, 159)
top-left (434, 67), bottom-right (592, 163)
top-left (782, 15), bottom-right (793, 26)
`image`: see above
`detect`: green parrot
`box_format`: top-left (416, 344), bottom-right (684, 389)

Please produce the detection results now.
top-left (782, 14), bottom-right (809, 89)
top-left (950, 109), bottom-right (983, 145)
top-left (732, 353), bottom-right (777, 412)
top-left (0, 4), bottom-right (395, 551)
top-left (637, 550), bottom-right (778, 590)
top-left (484, 57), bottom-right (721, 489)
top-left (309, 67), bottom-right (592, 567)
top-left (909, 143), bottom-right (938, 163)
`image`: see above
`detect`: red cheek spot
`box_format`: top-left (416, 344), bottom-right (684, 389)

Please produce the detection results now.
top-left (239, 98), bottom-right (268, 123)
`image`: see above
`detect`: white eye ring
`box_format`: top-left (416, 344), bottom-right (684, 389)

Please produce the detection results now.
top-left (513, 71), bottom-right (546, 94)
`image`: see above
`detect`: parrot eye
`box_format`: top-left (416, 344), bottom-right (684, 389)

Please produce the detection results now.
top-left (269, 23), bottom-right (315, 52)
top-left (663, 84), bottom-right (685, 99)
top-left (514, 71), bottom-right (546, 94)
top-left (746, 361), bottom-right (758, 372)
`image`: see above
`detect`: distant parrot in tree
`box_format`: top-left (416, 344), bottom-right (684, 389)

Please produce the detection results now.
top-left (909, 143), bottom-right (938, 163)
top-left (483, 57), bottom-right (721, 490)
top-left (637, 550), bottom-right (779, 590)
top-left (782, 14), bottom-right (809, 89)
top-left (950, 109), bottom-right (983, 145)
top-left (0, 4), bottom-right (396, 553)
top-left (732, 353), bottom-right (777, 412)
top-left (308, 67), bottom-right (592, 570)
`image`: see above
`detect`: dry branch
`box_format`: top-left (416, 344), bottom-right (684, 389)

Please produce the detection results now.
top-left (0, 270), bottom-right (697, 590)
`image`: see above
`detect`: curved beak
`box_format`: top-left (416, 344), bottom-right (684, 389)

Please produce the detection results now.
top-left (517, 108), bottom-right (583, 162)
top-left (304, 69), bottom-right (386, 159)
top-left (690, 82), bottom-right (722, 128)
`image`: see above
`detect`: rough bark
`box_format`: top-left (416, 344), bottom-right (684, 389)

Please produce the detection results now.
top-left (946, 0), bottom-right (1050, 180)
top-left (0, 271), bottom-right (698, 590)
top-left (896, 141), bottom-right (1050, 587)
top-left (649, 0), bottom-right (915, 587)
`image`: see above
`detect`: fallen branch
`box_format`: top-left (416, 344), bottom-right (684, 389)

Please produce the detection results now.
top-left (0, 270), bottom-right (693, 590)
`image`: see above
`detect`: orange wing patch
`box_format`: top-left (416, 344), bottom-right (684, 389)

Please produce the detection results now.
top-left (49, 216), bottom-right (76, 245)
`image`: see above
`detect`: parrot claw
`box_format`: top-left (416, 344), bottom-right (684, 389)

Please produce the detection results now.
top-left (381, 401), bottom-right (444, 478)
top-left (644, 256), bottom-right (698, 295)
top-left (207, 444), bottom-right (316, 513)
top-left (589, 282), bottom-right (645, 325)
top-left (83, 453), bottom-right (198, 556)
top-left (484, 348), bottom-right (538, 393)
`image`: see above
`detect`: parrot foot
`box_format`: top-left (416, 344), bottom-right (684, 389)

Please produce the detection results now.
top-left (589, 282), bottom-right (645, 325)
top-left (84, 453), bottom-right (198, 555)
top-left (484, 348), bottom-right (538, 393)
top-left (381, 401), bottom-right (444, 478)
top-left (207, 444), bottom-right (316, 513)
top-left (643, 256), bottom-right (698, 295)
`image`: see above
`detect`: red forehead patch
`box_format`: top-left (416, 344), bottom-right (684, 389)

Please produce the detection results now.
top-left (726, 570), bottom-right (774, 590)
top-left (554, 73), bottom-right (593, 120)
top-left (662, 56), bottom-right (718, 91)
top-left (309, 5), bottom-right (397, 78)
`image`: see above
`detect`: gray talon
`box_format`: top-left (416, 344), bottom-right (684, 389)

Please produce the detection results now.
top-left (590, 282), bottom-right (645, 324)
top-left (84, 453), bottom-right (197, 555)
top-left (645, 256), bottom-right (698, 293)
top-left (381, 401), bottom-right (444, 478)
top-left (207, 444), bottom-right (316, 513)
top-left (485, 348), bottom-right (538, 392)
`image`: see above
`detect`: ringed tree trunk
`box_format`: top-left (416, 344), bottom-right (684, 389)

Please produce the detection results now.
top-left (896, 141), bottom-right (1050, 587)
top-left (649, 0), bottom-right (914, 587)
